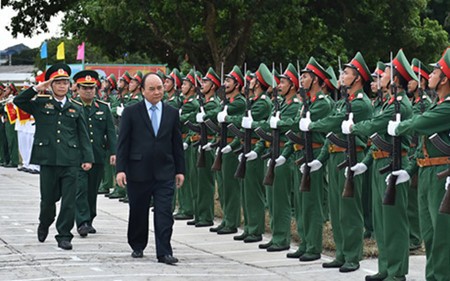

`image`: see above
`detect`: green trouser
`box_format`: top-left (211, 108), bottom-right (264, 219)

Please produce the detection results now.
top-left (5, 121), bottom-right (18, 165)
top-left (177, 146), bottom-right (194, 216)
top-left (242, 157), bottom-right (266, 236)
top-left (39, 165), bottom-right (79, 242)
top-left (407, 173), bottom-right (422, 247)
top-left (215, 169), bottom-right (224, 210)
top-left (76, 164), bottom-right (104, 227)
top-left (362, 165), bottom-right (374, 235)
top-left (322, 164), bottom-right (329, 222)
top-left (98, 153), bottom-right (115, 192)
top-left (418, 165), bottom-right (450, 281)
top-left (267, 157), bottom-right (294, 247)
top-left (301, 148), bottom-right (325, 255)
top-left (195, 150), bottom-right (215, 223)
top-left (189, 147), bottom-right (198, 217)
top-left (221, 151), bottom-right (241, 228)
top-left (372, 157), bottom-right (409, 278)
top-left (328, 151), bottom-right (364, 264)
top-left (293, 150), bottom-right (306, 252)
top-left (0, 121), bottom-right (8, 164)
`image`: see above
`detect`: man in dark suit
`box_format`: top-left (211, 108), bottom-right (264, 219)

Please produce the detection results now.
top-left (116, 73), bottom-right (185, 264)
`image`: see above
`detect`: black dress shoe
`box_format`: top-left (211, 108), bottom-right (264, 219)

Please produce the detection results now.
top-left (195, 221), bottom-right (214, 227)
top-left (157, 255), bottom-right (179, 265)
top-left (186, 220), bottom-right (197, 226)
top-left (37, 224), bottom-right (48, 242)
top-left (299, 253), bottom-right (321, 261)
top-left (88, 225), bottom-right (96, 234)
top-left (173, 213), bottom-right (193, 220)
top-left (209, 224), bottom-right (224, 232)
top-left (365, 273), bottom-right (387, 281)
top-left (77, 223), bottom-right (90, 237)
top-left (233, 232), bottom-right (248, 241)
top-left (29, 169), bottom-right (40, 174)
top-left (258, 241), bottom-right (272, 249)
top-left (286, 249), bottom-right (305, 258)
top-left (322, 259), bottom-right (344, 268)
top-left (58, 240), bottom-right (73, 250)
top-left (131, 249), bottom-right (143, 258)
top-left (217, 227), bottom-right (237, 235)
top-left (266, 245), bottom-right (290, 252)
top-left (243, 235), bottom-right (262, 243)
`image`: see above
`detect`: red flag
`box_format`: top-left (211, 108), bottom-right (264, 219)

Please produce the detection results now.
top-left (77, 42), bottom-right (85, 60)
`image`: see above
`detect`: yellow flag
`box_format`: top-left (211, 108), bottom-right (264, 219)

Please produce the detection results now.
top-left (56, 42), bottom-right (65, 60)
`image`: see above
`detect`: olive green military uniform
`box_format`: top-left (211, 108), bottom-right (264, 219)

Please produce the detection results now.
top-left (396, 93), bottom-right (450, 281)
top-left (74, 98), bottom-right (116, 230)
top-left (4, 108), bottom-right (19, 167)
top-left (14, 87), bottom-right (94, 244)
top-left (352, 91), bottom-right (413, 279)
top-left (309, 89), bottom-right (373, 266)
top-left (0, 106), bottom-right (10, 165)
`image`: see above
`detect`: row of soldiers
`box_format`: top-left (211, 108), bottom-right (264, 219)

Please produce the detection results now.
top-left (130, 49), bottom-right (450, 281)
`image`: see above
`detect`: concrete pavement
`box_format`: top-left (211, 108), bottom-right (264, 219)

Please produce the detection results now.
top-left (0, 167), bottom-right (426, 280)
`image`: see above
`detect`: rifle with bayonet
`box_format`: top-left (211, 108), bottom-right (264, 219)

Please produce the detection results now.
top-left (428, 133), bottom-right (450, 214)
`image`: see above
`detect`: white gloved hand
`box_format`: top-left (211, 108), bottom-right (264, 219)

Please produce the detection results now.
top-left (385, 170), bottom-right (410, 185)
top-left (183, 143), bottom-right (188, 150)
top-left (387, 113), bottom-right (401, 136)
top-left (241, 112), bottom-right (254, 129)
top-left (116, 104), bottom-right (124, 116)
top-left (299, 111), bottom-right (311, 132)
top-left (347, 162), bottom-right (368, 176)
top-left (179, 108), bottom-right (182, 117)
top-left (275, 155), bottom-right (286, 167)
top-left (221, 145), bottom-right (232, 154)
top-left (446, 176), bottom-right (450, 191)
top-left (270, 112), bottom-right (281, 129)
top-left (245, 151), bottom-right (258, 161)
top-left (341, 112), bottom-right (354, 135)
top-left (196, 107), bottom-right (206, 123)
top-left (308, 159), bottom-right (322, 172)
top-left (217, 105), bottom-right (228, 123)
top-left (202, 142), bottom-right (212, 151)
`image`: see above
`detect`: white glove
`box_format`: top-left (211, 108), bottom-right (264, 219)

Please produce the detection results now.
top-left (241, 112), bottom-right (253, 129)
top-left (183, 143), bottom-right (188, 150)
top-left (446, 176), bottom-right (450, 191)
top-left (221, 145), bottom-right (232, 154)
top-left (196, 107), bottom-right (206, 123)
top-left (215, 147), bottom-right (220, 155)
top-left (202, 143), bottom-right (212, 151)
top-left (385, 170), bottom-right (410, 185)
top-left (341, 112), bottom-right (354, 135)
top-left (387, 113), bottom-right (401, 136)
top-left (238, 153), bottom-right (244, 162)
top-left (308, 159), bottom-right (322, 172)
top-left (245, 151), bottom-right (258, 161)
top-left (217, 105), bottom-right (228, 123)
top-left (116, 104), bottom-right (124, 116)
top-left (179, 108), bottom-right (182, 117)
top-left (346, 162), bottom-right (367, 177)
top-left (275, 155), bottom-right (286, 167)
top-left (270, 112), bottom-right (281, 129)
top-left (299, 111), bottom-right (311, 132)
top-left (300, 163), bottom-right (306, 174)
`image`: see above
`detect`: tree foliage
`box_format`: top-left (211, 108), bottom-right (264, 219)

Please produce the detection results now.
top-left (4, 0), bottom-right (449, 73)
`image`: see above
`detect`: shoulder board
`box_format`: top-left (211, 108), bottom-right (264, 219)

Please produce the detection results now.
top-left (318, 94), bottom-right (325, 99)
top-left (96, 99), bottom-right (110, 106)
top-left (36, 94), bottom-right (52, 99)
top-left (396, 96), bottom-right (403, 101)
top-left (293, 98), bottom-right (300, 103)
top-left (356, 93), bottom-right (364, 99)
top-left (70, 98), bottom-right (82, 106)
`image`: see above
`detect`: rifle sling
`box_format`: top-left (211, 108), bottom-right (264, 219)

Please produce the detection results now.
top-left (372, 149), bottom-right (407, 160)
top-left (328, 144), bottom-right (364, 153)
top-left (417, 156), bottom-right (450, 167)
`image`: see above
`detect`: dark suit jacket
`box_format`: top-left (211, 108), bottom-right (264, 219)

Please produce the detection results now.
top-left (116, 100), bottom-right (185, 182)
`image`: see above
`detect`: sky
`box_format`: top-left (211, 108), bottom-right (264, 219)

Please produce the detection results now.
top-left (0, 6), bottom-right (63, 50)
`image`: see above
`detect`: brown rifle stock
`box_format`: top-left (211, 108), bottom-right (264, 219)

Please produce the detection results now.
top-left (439, 187), bottom-right (450, 214)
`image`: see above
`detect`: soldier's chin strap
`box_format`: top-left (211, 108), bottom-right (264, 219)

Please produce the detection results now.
top-left (435, 73), bottom-right (446, 93)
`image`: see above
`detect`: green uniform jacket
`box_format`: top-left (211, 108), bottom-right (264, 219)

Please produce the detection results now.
top-left (14, 87), bottom-right (94, 166)
top-left (74, 98), bottom-right (117, 164)
top-left (180, 95), bottom-right (200, 142)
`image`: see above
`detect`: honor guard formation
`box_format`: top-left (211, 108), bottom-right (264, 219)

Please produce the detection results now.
top-left (2, 47), bottom-right (450, 281)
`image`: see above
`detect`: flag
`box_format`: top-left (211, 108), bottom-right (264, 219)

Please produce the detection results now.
top-left (40, 41), bottom-right (47, 59)
top-left (76, 42), bottom-right (85, 60)
top-left (56, 42), bottom-right (65, 60)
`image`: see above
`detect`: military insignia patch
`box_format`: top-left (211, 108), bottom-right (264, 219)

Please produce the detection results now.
top-left (96, 111), bottom-right (104, 115)
top-left (68, 108), bottom-right (76, 113)
top-left (44, 103), bottom-right (54, 109)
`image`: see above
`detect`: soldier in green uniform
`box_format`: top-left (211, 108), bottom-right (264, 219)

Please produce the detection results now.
top-left (174, 69), bottom-right (200, 220)
top-left (297, 57), bottom-right (333, 261)
top-left (343, 49), bottom-right (415, 281)
top-left (14, 63), bottom-right (94, 250)
top-left (306, 52), bottom-right (374, 272)
top-left (125, 71), bottom-right (144, 106)
top-left (387, 49), bottom-right (450, 281)
top-left (234, 63), bottom-right (272, 243)
top-left (72, 70), bottom-right (117, 237)
top-left (213, 66), bottom-right (246, 234)
top-left (164, 68), bottom-right (183, 108)
top-left (189, 67), bottom-right (221, 227)
top-left (0, 83), bottom-right (6, 166)
top-left (98, 73), bottom-right (118, 195)
top-left (4, 83), bottom-right (19, 167)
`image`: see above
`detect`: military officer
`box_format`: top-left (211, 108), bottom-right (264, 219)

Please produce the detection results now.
top-left (343, 49), bottom-right (415, 281)
top-left (306, 52), bottom-right (374, 272)
top-left (14, 63), bottom-right (94, 250)
top-left (387, 48), bottom-right (450, 281)
top-left (3, 83), bottom-right (19, 167)
top-left (72, 70), bottom-right (117, 236)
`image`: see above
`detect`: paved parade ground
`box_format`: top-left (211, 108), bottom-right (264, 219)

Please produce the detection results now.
top-left (0, 167), bottom-right (426, 281)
